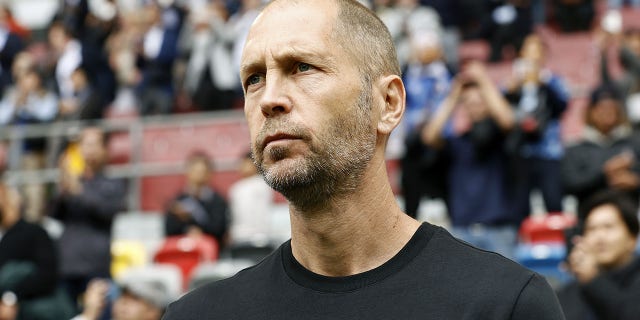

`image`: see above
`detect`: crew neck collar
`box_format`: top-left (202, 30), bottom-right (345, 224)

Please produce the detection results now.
top-left (282, 222), bottom-right (436, 293)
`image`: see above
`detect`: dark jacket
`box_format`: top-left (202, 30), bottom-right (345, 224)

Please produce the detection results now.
top-left (561, 126), bottom-right (640, 208)
top-left (165, 186), bottom-right (230, 245)
top-left (558, 257), bottom-right (640, 320)
top-left (50, 172), bottom-right (127, 278)
top-left (0, 219), bottom-right (57, 300)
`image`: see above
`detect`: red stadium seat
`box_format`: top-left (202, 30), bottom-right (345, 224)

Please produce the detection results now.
top-left (519, 213), bottom-right (577, 244)
top-left (153, 235), bottom-right (220, 289)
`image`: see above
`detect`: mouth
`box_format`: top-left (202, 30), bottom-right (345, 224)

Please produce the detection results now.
top-left (262, 133), bottom-right (301, 148)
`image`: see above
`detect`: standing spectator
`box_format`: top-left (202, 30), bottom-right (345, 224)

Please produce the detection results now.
top-left (136, 2), bottom-right (181, 115)
top-left (0, 6), bottom-right (25, 99)
top-left (0, 183), bottom-right (74, 320)
top-left (597, 27), bottom-right (640, 128)
top-left (562, 86), bottom-right (640, 213)
top-left (552, 0), bottom-right (595, 33)
top-left (49, 127), bottom-right (127, 310)
top-left (557, 190), bottom-right (640, 320)
top-left (399, 31), bottom-right (451, 218)
top-left (181, 4), bottom-right (236, 111)
top-left (165, 151), bottom-right (230, 247)
top-left (505, 34), bottom-right (568, 218)
top-left (228, 152), bottom-right (274, 245)
top-left (422, 61), bottom-right (517, 258)
top-left (0, 68), bottom-right (58, 222)
top-left (471, 0), bottom-right (534, 62)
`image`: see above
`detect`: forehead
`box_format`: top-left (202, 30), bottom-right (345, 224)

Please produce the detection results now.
top-left (241, 1), bottom-right (339, 67)
top-left (586, 204), bottom-right (623, 227)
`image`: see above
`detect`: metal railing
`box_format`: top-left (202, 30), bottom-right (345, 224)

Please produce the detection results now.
top-left (1, 109), bottom-right (249, 211)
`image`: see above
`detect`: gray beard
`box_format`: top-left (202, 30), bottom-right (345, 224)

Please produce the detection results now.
top-left (252, 84), bottom-right (375, 211)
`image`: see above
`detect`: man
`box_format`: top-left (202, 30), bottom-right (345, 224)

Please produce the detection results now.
top-left (562, 86), bottom-right (640, 213)
top-left (163, 1), bottom-right (564, 319)
top-left (0, 183), bottom-right (74, 320)
top-left (557, 190), bottom-right (640, 319)
top-left (72, 277), bottom-right (172, 320)
top-left (164, 151), bottom-right (230, 246)
top-left (50, 127), bottom-right (127, 309)
top-left (422, 60), bottom-right (517, 259)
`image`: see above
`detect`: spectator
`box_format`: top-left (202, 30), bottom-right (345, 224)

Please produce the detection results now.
top-left (597, 27), bottom-right (640, 128)
top-left (505, 34), bottom-right (568, 219)
top-left (557, 190), bottom-right (640, 320)
top-left (562, 85), bottom-right (640, 213)
top-left (49, 126), bottom-right (127, 310)
top-left (399, 30), bottom-right (451, 218)
top-left (136, 2), bottom-right (181, 115)
top-left (228, 152), bottom-right (274, 245)
top-left (58, 67), bottom-right (104, 121)
top-left (0, 6), bottom-right (25, 98)
top-left (376, 0), bottom-right (443, 69)
top-left (0, 183), bottom-right (75, 320)
top-left (422, 61), bottom-right (517, 258)
top-left (181, 3), bottom-right (236, 111)
top-left (71, 278), bottom-right (172, 320)
top-left (0, 68), bottom-right (58, 222)
top-left (165, 151), bottom-right (230, 247)
top-left (473, 0), bottom-right (534, 62)
top-left (552, 0), bottom-right (595, 33)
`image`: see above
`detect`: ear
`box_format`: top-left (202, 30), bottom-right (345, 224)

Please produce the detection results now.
top-left (376, 75), bottom-right (405, 135)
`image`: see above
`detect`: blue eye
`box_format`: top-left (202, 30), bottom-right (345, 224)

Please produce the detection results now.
top-left (297, 63), bottom-right (312, 72)
top-left (246, 74), bottom-right (262, 86)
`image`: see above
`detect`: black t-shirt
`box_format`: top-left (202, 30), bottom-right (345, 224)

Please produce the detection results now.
top-left (163, 223), bottom-right (565, 319)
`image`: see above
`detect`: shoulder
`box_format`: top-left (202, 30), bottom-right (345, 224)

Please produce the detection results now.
top-left (163, 249), bottom-right (280, 319)
top-left (424, 227), bottom-right (563, 317)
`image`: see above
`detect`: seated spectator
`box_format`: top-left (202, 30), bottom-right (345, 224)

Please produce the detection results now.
top-left (422, 61), bottom-right (517, 258)
top-left (71, 278), bottom-right (172, 320)
top-left (228, 152), bottom-right (274, 245)
top-left (49, 126), bottom-right (127, 310)
top-left (562, 86), bottom-right (640, 214)
top-left (165, 151), bottom-right (230, 247)
top-left (505, 34), bottom-right (568, 218)
top-left (0, 183), bottom-right (74, 320)
top-left (557, 190), bottom-right (640, 320)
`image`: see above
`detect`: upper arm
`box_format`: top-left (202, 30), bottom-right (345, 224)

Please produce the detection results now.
top-left (510, 274), bottom-right (566, 320)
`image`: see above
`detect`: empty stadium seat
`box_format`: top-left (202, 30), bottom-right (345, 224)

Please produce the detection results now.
top-left (111, 212), bottom-right (165, 258)
top-left (515, 242), bottom-right (571, 290)
top-left (153, 235), bottom-right (220, 290)
top-left (519, 213), bottom-right (577, 244)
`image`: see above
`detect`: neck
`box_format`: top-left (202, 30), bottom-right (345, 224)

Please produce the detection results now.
top-left (288, 154), bottom-right (421, 277)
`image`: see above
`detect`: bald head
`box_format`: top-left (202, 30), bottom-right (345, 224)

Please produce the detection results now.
top-left (261, 0), bottom-right (400, 82)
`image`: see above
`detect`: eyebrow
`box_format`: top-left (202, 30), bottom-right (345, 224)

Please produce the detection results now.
top-left (240, 44), bottom-right (337, 77)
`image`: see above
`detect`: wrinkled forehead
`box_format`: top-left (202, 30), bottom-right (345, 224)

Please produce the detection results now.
top-left (241, 1), bottom-right (339, 62)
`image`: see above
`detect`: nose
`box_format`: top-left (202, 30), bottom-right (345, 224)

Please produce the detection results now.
top-left (259, 75), bottom-right (293, 117)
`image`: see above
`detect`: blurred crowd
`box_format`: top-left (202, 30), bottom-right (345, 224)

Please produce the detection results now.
top-left (0, 0), bottom-right (639, 319)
